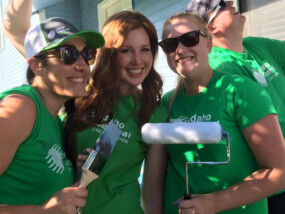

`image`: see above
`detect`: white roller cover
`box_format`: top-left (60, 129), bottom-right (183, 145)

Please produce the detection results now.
top-left (141, 122), bottom-right (223, 144)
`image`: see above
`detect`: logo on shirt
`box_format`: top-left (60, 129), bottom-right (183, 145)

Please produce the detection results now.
top-left (170, 114), bottom-right (212, 123)
top-left (252, 62), bottom-right (279, 87)
top-left (45, 144), bottom-right (65, 174)
top-left (92, 118), bottom-right (131, 144)
top-left (253, 70), bottom-right (267, 86)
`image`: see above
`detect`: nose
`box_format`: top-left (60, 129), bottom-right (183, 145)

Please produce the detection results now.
top-left (176, 41), bottom-right (188, 53)
top-left (132, 51), bottom-right (143, 65)
top-left (74, 55), bottom-right (89, 72)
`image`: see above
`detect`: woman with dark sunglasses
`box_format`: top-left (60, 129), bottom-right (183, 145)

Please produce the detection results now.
top-left (145, 12), bottom-right (285, 214)
top-left (187, 1), bottom-right (285, 213)
top-left (1, 0), bottom-right (104, 213)
top-left (3, 1), bottom-right (168, 213)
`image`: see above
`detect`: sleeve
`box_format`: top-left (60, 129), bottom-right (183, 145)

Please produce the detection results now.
top-left (148, 103), bottom-right (168, 124)
top-left (162, 91), bottom-right (172, 106)
top-left (233, 77), bottom-right (277, 130)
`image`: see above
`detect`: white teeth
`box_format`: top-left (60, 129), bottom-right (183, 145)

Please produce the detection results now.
top-left (128, 69), bottom-right (142, 74)
top-left (70, 78), bottom-right (84, 83)
top-left (177, 57), bottom-right (194, 63)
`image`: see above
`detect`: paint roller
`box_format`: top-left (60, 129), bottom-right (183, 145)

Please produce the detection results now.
top-left (141, 121), bottom-right (230, 199)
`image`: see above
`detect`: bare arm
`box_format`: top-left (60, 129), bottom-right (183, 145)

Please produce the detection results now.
top-left (178, 114), bottom-right (285, 213)
top-left (0, 186), bottom-right (87, 214)
top-left (0, 95), bottom-right (88, 213)
top-left (3, 0), bottom-right (33, 57)
top-left (142, 144), bottom-right (168, 214)
top-left (0, 94), bottom-right (36, 175)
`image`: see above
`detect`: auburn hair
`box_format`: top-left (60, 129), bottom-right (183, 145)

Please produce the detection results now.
top-left (75, 11), bottom-right (163, 129)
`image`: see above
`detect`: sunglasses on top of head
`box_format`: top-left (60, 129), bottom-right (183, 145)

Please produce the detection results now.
top-left (37, 45), bottom-right (97, 66)
top-left (158, 30), bottom-right (207, 54)
top-left (207, 0), bottom-right (227, 25)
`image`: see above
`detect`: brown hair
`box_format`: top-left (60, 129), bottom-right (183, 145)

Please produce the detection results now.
top-left (75, 11), bottom-right (162, 128)
top-left (161, 13), bottom-right (209, 116)
top-left (26, 53), bottom-right (49, 84)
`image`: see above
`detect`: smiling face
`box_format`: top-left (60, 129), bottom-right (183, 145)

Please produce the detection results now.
top-left (115, 28), bottom-right (153, 95)
top-left (163, 18), bottom-right (211, 81)
top-left (38, 37), bottom-right (91, 98)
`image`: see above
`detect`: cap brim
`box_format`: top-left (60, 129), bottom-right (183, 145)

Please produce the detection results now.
top-left (43, 30), bottom-right (105, 51)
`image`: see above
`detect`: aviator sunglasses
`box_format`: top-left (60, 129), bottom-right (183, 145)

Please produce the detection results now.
top-left (37, 45), bottom-right (97, 65)
top-left (207, 0), bottom-right (227, 24)
top-left (158, 30), bottom-right (207, 54)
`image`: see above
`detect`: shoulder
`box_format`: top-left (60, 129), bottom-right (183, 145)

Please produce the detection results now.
top-left (0, 94), bottom-right (36, 120)
top-left (243, 36), bottom-right (279, 48)
top-left (149, 103), bottom-right (169, 123)
top-left (0, 94), bottom-right (37, 145)
top-left (214, 72), bottom-right (263, 94)
top-left (162, 89), bottom-right (176, 105)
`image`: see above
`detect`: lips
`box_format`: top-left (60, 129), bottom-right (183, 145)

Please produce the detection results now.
top-left (176, 56), bottom-right (194, 63)
top-left (68, 77), bottom-right (85, 83)
top-left (127, 68), bottom-right (143, 74)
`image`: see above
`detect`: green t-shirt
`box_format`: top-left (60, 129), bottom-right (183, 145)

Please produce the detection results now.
top-left (76, 95), bottom-right (168, 214)
top-left (209, 37), bottom-right (285, 137)
top-left (162, 72), bottom-right (276, 214)
top-left (0, 85), bottom-right (74, 205)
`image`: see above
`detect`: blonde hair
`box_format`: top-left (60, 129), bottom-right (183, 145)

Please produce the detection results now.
top-left (161, 12), bottom-right (210, 117)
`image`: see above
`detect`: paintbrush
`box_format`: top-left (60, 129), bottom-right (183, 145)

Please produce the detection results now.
top-left (77, 119), bottom-right (122, 213)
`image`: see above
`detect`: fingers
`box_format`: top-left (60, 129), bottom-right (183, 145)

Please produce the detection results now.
top-left (176, 198), bottom-right (196, 214)
top-left (73, 186), bottom-right (88, 198)
top-left (172, 197), bottom-right (183, 206)
top-left (179, 208), bottom-right (196, 214)
top-left (57, 187), bottom-right (88, 210)
top-left (77, 148), bottom-right (91, 168)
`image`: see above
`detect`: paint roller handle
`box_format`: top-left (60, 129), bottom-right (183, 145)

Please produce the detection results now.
top-left (184, 193), bottom-right (192, 200)
top-left (77, 207), bottom-right (83, 214)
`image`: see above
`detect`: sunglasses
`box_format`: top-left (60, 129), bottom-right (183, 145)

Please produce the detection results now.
top-left (158, 30), bottom-right (207, 54)
top-left (39, 45), bottom-right (97, 65)
top-left (207, 0), bottom-right (227, 25)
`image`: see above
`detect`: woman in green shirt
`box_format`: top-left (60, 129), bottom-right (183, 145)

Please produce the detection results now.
top-left (145, 12), bottom-right (285, 214)
top-left (1, 0), bottom-right (104, 213)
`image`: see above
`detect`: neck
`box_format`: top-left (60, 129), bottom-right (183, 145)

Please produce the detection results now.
top-left (213, 37), bottom-right (244, 53)
top-left (212, 27), bottom-right (244, 53)
top-left (32, 84), bottom-right (69, 118)
top-left (183, 68), bottom-right (214, 96)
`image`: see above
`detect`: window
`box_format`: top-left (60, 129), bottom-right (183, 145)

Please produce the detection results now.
top-left (97, 0), bottom-right (133, 30)
top-left (0, 0), bottom-right (4, 52)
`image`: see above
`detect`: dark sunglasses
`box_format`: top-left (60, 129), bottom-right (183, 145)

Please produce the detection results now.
top-left (158, 30), bottom-right (207, 54)
top-left (38, 45), bottom-right (97, 65)
top-left (207, 0), bottom-right (227, 24)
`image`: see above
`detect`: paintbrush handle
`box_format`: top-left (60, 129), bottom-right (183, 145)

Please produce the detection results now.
top-left (79, 168), bottom-right (99, 187)
top-left (76, 168), bottom-right (99, 213)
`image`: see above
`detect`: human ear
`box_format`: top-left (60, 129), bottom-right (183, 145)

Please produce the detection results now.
top-left (27, 58), bottom-right (43, 76)
top-left (206, 24), bottom-right (219, 36)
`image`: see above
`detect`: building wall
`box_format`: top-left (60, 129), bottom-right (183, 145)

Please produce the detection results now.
top-left (80, 0), bottom-right (101, 31)
top-left (1, 0), bottom-right (284, 93)
top-left (46, 0), bottom-right (82, 30)
top-left (243, 0), bottom-right (285, 40)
